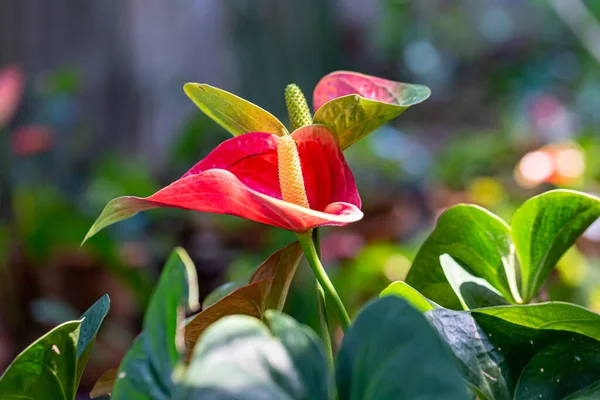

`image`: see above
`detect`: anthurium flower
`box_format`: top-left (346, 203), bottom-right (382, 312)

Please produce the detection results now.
top-left (184, 71), bottom-right (430, 150)
top-left (83, 125), bottom-right (362, 242)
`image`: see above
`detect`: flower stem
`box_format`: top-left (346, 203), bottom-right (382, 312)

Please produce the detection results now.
top-left (313, 229), bottom-right (334, 369)
top-left (298, 230), bottom-right (351, 331)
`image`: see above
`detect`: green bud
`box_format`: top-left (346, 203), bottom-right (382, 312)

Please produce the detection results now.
top-left (285, 84), bottom-right (313, 132)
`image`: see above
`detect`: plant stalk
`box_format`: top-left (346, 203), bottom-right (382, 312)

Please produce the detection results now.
top-left (313, 228), bottom-right (334, 369)
top-left (298, 230), bottom-right (351, 331)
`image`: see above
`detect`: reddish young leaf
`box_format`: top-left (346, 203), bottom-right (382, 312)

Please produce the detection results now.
top-left (313, 71), bottom-right (430, 150)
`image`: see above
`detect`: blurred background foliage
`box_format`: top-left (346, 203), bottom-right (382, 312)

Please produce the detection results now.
top-left (2, 0), bottom-right (600, 396)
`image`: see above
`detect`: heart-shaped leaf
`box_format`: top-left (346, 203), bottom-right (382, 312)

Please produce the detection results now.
top-left (472, 302), bottom-right (600, 342)
top-left (0, 321), bottom-right (81, 400)
top-left (75, 294), bottom-right (111, 386)
top-left (511, 190), bottom-right (600, 302)
top-left (336, 296), bottom-right (469, 399)
top-left (440, 254), bottom-right (509, 310)
top-left (173, 312), bottom-right (329, 400)
top-left (184, 83), bottom-right (288, 137)
top-left (312, 71), bottom-right (430, 150)
top-left (110, 247), bottom-right (198, 399)
top-left (185, 241), bottom-right (303, 348)
top-left (514, 339), bottom-right (600, 400)
top-left (405, 204), bottom-right (519, 309)
top-left (380, 281), bottom-right (436, 312)
top-left (426, 308), bottom-right (513, 400)
top-left (564, 380), bottom-right (600, 399)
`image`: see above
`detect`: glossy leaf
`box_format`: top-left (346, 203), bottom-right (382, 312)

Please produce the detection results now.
top-left (440, 254), bottom-right (509, 310)
top-left (427, 308), bottom-right (512, 400)
top-left (111, 247), bottom-right (198, 399)
top-left (514, 339), bottom-right (600, 400)
top-left (184, 83), bottom-right (288, 137)
top-left (75, 294), bottom-right (111, 386)
top-left (564, 380), bottom-right (600, 399)
top-left (0, 321), bottom-right (81, 400)
top-left (405, 204), bottom-right (519, 309)
top-left (313, 71), bottom-right (431, 150)
top-left (173, 313), bottom-right (329, 400)
top-left (111, 336), bottom-right (168, 400)
top-left (185, 241), bottom-right (303, 348)
top-left (336, 296), bottom-right (469, 400)
top-left (511, 190), bottom-right (600, 301)
top-left (267, 311), bottom-right (331, 398)
top-left (380, 281), bottom-right (436, 312)
top-left (473, 302), bottom-right (600, 342)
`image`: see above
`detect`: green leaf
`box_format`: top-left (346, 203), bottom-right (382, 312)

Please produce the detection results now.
top-left (81, 196), bottom-right (156, 245)
top-left (426, 308), bottom-right (513, 400)
top-left (405, 204), bottom-right (519, 309)
top-left (312, 71), bottom-right (430, 150)
top-left (440, 254), bottom-right (509, 310)
top-left (336, 296), bottom-right (469, 400)
top-left (564, 380), bottom-right (600, 399)
top-left (380, 281), bottom-right (436, 312)
top-left (111, 247), bottom-right (198, 399)
top-left (111, 336), bottom-right (169, 400)
top-left (511, 190), bottom-right (600, 301)
top-left (184, 83), bottom-right (288, 137)
top-left (173, 314), bottom-right (329, 400)
top-left (0, 321), bottom-right (81, 400)
top-left (185, 241), bottom-right (303, 349)
top-left (472, 302), bottom-right (600, 342)
top-left (75, 294), bottom-right (111, 386)
top-left (514, 339), bottom-right (600, 400)
top-left (266, 311), bottom-right (331, 398)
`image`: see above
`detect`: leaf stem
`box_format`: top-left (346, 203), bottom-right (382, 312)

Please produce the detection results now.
top-left (313, 229), bottom-right (334, 369)
top-left (298, 230), bottom-right (351, 331)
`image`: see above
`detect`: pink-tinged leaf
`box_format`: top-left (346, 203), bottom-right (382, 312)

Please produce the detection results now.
top-left (184, 83), bottom-right (288, 137)
top-left (313, 71), bottom-right (431, 150)
top-left (0, 65), bottom-right (25, 127)
top-left (185, 241), bottom-right (303, 349)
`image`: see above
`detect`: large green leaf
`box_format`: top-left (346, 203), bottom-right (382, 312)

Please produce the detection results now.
top-left (336, 296), bottom-right (469, 399)
top-left (75, 294), bottom-right (111, 386)
top-left (472, 302), bottom-right (600, 342)
top-left (110, 247), bottom-right (198, 400)
top-left (380, 281), bottom-right (436, 312)
top-left (511, 190), bottom-right (600, 301)
top-left (564, 380), bottom-right (600, 399)
top-left (312, 71), bottom-right (430, 150)
top-left (267, 311), bottom-right (331, 398)
top-left (405, 204), bottom-right (519, 309)
top-left (185, 241), bottom-right (303, 349)
top-left (173, 313), bottom-right (329, 400)
top-left (184, 83), bottom-right (288, 137)
top-left (440, 254), bottom-right (509, 310)
top-left (514, 339), bottom-right (600, 400)
top-left (0, 321), bottom-right (81, 400)
top-left (426, 308), bottom-right (513, 400)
